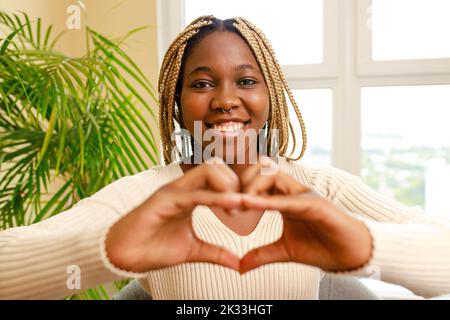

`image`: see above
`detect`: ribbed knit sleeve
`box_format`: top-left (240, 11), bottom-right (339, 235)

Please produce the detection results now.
top-left (287, 159), bottom-right (450, 298)
top-left (0, 168), bottom-right (162, 299)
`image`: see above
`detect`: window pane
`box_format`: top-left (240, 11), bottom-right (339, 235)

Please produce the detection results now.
top-left (184, 0), bottom-right (323, 65)
top-left (372, 0), bottom-right (450, 60)
top-left (361, 85), bottom-right (450, 218)
top-left (291, 89), bottom-right (332, 166)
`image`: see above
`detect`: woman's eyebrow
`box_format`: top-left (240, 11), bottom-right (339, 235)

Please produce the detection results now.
top-left (234, 63), bottom-right (256, 72)
top-left (188, 66), bottom-right (211, 76)
top-left (188, 64), bottom-right (258, 76)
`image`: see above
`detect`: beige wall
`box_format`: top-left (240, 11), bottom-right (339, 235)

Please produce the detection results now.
top-left (1, 0), bottom-right (161, 162)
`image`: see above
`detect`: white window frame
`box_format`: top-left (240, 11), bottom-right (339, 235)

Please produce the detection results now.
top-left (357, 0), bottom-right (450, 76)
top-left (157, 0), bottom-right (450, 177)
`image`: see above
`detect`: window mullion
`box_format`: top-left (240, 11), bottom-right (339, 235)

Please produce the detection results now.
top-left (157, 0), bottom-right (185, 67)
top-left (332, 0), bottom-right (361, 175)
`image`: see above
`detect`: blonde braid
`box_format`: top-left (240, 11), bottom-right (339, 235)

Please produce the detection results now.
top-left (232, 21), bottom-right (280, 155)
top-left (234, 18), bottom-right (290, 156)
top-left (158, 16), bottom-right (213, 164)
top-left (234, 17), bottom-right (307, 160)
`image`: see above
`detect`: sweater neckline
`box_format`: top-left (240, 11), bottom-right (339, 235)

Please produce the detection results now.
top-left (202, 205), bottom-right (269, 239)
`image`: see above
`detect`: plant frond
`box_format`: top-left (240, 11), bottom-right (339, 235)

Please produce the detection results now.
top-left (0, 11), bottom-right (160, 300)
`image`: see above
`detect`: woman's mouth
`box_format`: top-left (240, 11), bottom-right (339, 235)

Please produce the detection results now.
top-left (206, 120), bottom-right (251, 136)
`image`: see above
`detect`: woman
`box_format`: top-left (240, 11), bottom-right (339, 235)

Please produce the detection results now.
top-left (1, 16), bottom-right (449, 299)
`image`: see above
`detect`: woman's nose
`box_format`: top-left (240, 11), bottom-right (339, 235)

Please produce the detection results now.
top-left (210, 83), bottom-right (241, 112)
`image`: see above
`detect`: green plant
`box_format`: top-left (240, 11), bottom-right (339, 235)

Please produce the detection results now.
top-left (0, 11), bottom-right (159, 299)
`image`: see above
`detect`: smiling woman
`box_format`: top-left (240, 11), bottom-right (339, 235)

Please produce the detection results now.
top-left (1, 15), bottom-right (450, 300)
top-left (160, 16), bottom-right (307, 169)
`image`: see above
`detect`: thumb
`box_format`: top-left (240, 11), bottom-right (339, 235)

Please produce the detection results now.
top-left (239, 239), bottom-right (290, 274)
top-left (186, 237), bottom-right (240, 271)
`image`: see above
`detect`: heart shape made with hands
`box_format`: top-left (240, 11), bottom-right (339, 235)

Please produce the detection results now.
top-left (106, 155), bottom-right (371, 277)
top-left (199, 156), bottom-right (373, 274)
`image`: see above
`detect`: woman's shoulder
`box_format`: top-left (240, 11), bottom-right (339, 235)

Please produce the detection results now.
top-left (124, 161), bottom-right (181, 185)
top-left (109, 161), bottom-right (181, 192)
top-left (279, 156), bottom-right (358, 198)
top-left (86, 161), bottom-right (182, 206)
top-left (64, 161), bottom-right (181, 216)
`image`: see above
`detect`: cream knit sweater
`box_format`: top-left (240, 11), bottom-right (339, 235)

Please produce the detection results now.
top-left (1, 157), bottom-right (450, 299)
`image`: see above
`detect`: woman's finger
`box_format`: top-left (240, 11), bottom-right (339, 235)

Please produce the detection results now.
top-left (239, 156), bottom-right (277, 189)
top-left (175, 159), bottom-right (240, 193)
top-left (240, 163), bottom-right (310, 197)
top-left (186, 238), bottom-right (240, 271)
top-left (240, 193), bottom-right (324, 221)
top-left (175, 190), bottom-right (244, 213)
top-left (204, 156), bottom-right (242, 191)
top-left (239, 161), bottom-right (265, 188)
top-left (241, 173), bottom-right (276, 196)
top-left (242, 172), bottom-right (307, 196)
top-left (239, 239), bottom-right (290, 274)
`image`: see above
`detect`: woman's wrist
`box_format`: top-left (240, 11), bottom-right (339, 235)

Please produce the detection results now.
top-left (100, 224), bottom-right (148, 278)
top-left (347, 220), bottom-right (374, 270)
top-left (328, 219), bottom-right (374, 273)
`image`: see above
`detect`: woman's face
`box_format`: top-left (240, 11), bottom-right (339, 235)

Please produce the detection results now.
top-left (179, 31), bottom-right (270, 162)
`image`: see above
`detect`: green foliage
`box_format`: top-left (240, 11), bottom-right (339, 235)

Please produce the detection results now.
top-left (0, 11), bottom-right (159, 299)
top-left (362, 144), bottom-right (450, 209)
top-left (394, 174), bottom-right (425, 207)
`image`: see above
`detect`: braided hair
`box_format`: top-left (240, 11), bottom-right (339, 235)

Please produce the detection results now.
top-left (158, 15), bottom-right (307, 165)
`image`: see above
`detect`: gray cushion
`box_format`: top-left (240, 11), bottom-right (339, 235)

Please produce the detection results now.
top-left (112, 275), bottom-right (380, 300)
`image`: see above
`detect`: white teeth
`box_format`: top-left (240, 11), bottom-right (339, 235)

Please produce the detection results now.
top-left (211, 121), bottom-right (244, 132)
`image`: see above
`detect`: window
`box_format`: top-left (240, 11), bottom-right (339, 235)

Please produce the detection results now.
top-left (291, 89), bottom-right (332, 166)
top-left (372, 0), bottom-right (450, 61)
top-left (361, 85), bottom-right (450, 217)
top-left (184, 0), bottom-right (324, 65)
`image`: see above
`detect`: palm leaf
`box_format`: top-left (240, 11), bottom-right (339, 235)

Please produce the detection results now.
top-left (0, 11), bottom-right (160, 299)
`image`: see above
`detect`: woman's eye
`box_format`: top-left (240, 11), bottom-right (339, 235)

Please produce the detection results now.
top-left (192, 82), bottom-right (211, 88)
top-left (239, 79), bottom-right (256, 86)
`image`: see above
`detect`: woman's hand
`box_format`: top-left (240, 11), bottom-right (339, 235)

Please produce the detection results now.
top-left (105, 159), bottom-right (242, 273)
top-left (238, 158), bottom-right (373, 273)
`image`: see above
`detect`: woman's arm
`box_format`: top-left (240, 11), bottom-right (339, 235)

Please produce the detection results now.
top-left (296, 162), bottom-right (450, 298)
top-left (0, 170), bottom-right (158, 299)
top-left (0, 160), bottom-right (245, 299)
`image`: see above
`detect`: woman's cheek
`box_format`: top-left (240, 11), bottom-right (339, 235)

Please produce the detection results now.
top-left (181, 94), bottom-right (210, 118)
top-left (248, 89), bottom-right (270, 114)
top-left (180, 103), bottom-right (206, 130)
